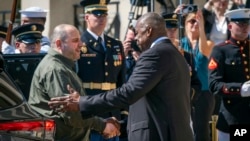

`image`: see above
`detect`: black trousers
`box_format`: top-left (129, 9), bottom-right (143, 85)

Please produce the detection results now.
top-left (191, 90), bottom-right (215, 141)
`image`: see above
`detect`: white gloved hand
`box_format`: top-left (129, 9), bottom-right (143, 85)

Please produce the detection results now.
top-left (241, 80), bottom-right (250, 97)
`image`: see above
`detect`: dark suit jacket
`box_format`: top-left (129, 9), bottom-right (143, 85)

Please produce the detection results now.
top-left (79, 39), bottom-right (194, 141)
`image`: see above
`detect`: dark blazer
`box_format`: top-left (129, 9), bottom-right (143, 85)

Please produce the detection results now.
top-left (79, 39), bottom-right (194, 141)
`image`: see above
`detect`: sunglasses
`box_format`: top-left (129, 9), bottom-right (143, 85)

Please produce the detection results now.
top-left (188, 19), bottom-right (197, 24)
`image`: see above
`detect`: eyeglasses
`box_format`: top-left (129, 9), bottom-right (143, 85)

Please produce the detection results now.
top-left (188, 19), bottom-right (197, 24)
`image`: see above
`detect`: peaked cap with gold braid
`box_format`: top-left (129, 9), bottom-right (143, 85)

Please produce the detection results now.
top-left (80, 0), bottom-right (110, 14)
top-left (12, 23), bottom-right (44, 44)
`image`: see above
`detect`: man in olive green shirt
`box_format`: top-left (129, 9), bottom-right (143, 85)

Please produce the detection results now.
top-left (28, 24), bottom-right (120, 141)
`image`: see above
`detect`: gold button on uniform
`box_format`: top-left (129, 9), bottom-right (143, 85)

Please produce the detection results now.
top-left (105, 62), bottom-right (108, 66)
top-left (242, 54), bottom-right (246, 57)
top-left (227, 100), bottom-right (231, 104)
top-left (87, 61), bottom-right (91, 64)
top-left (105, 72), bottom-right (108, 76)
top-left (244, 61), bottom-right (247, 65)
top-left (245, 68), bottom-right (249, 72)
top-left (247, 75), bottom-right (250, 79)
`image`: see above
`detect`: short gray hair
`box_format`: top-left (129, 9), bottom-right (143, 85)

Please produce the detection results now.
top-left (50, 24), bottom-right (70, 48)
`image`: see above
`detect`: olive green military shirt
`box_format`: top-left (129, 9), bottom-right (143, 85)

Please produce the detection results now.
top-left (28, 48), bottom-right (106, 141)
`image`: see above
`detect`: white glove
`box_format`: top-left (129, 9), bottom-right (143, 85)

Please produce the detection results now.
top-left (241, 80), bottom-right (250, 97)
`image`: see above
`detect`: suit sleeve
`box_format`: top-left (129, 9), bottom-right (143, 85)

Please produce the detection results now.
top-left (208, 46), bottom-right (242, 98)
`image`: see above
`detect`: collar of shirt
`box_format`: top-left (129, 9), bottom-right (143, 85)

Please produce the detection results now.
top-left (150, 36), bottom-right (168, 48)
top-left (87, 29), bottom-right (104, 42)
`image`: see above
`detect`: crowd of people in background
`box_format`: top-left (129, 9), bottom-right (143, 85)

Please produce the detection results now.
top-left (0, 0), bottom-right (250, 141)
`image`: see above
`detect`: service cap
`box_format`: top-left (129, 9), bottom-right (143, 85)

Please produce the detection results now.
top-left (80, 0), bottom-right (110, 15)
top-left (19, 7), bottom-right (48, 18)
top-left (12, 23), bottom-right (44, 44)
top-left (161, 13), bottom-right (179, 28)
top-left (224, 8), bottom-right (250, 23)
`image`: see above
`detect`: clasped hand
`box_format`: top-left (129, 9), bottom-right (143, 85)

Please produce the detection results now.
top-left (103, 117), bottom-right (121, 139)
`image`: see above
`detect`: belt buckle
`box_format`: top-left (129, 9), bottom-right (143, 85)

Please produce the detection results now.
top-left (102, 82), bottom-right (110, 90)
top-left (90, 82), bottom-right (94, 89)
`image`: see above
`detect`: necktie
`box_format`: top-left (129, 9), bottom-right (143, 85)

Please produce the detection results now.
top-left (98, 37), bottom-right (105, 52)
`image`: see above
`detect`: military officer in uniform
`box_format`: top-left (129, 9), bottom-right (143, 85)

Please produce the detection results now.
top-left (6, 23), bottom-right (44, 99)
top-left (208, 8), bottom-right (250, 141)
top-left (77, 0), bottom-right (126, 141)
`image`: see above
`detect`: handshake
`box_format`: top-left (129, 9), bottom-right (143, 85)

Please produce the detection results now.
top-left (241, 80), bottom-right (250, 97)
top-left (102, 117), bottom-right (121, 139)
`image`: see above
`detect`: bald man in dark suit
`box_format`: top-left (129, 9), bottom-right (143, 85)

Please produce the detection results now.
top-left (49, 12), bottom-right (194, 141)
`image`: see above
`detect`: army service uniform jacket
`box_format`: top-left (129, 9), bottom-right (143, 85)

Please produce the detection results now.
top-left (208, 38), bottom-right (250, 133)
top-left (77, 31), bottom-right (126, 119)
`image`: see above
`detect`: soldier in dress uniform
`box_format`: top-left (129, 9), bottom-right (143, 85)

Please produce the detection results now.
top-left (0, 26), bottom-right (7, 54)
top-left (208, 8), bottom-right (250, 141)
top-left (6, 23), bottom-right (43, 99)
top-left (77, 0), bottom-right (126, 141)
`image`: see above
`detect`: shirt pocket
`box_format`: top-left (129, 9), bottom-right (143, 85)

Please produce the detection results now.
top-left (224, 58), bottom-right (242, 74)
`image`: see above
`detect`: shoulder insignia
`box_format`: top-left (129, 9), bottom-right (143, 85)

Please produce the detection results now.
top-left (208, 58), bottom-right (218, 70)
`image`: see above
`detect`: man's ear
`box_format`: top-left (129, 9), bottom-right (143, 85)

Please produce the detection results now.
top-left (55, 39), bottom-right (62, 49)
top-left (15, 42), bottom-right (20, 49)
top-left (146, 26), bottom-right (152, 37)
top-left (84, 14), bottom-right (89, 22)
top-left (228, 23), bottom-right (232, 31)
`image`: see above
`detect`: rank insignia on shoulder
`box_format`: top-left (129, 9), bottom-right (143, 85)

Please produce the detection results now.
top-left (81, 43), bottom-right (87, 53)
top-left (208, 58), bottom-right (218, 70)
